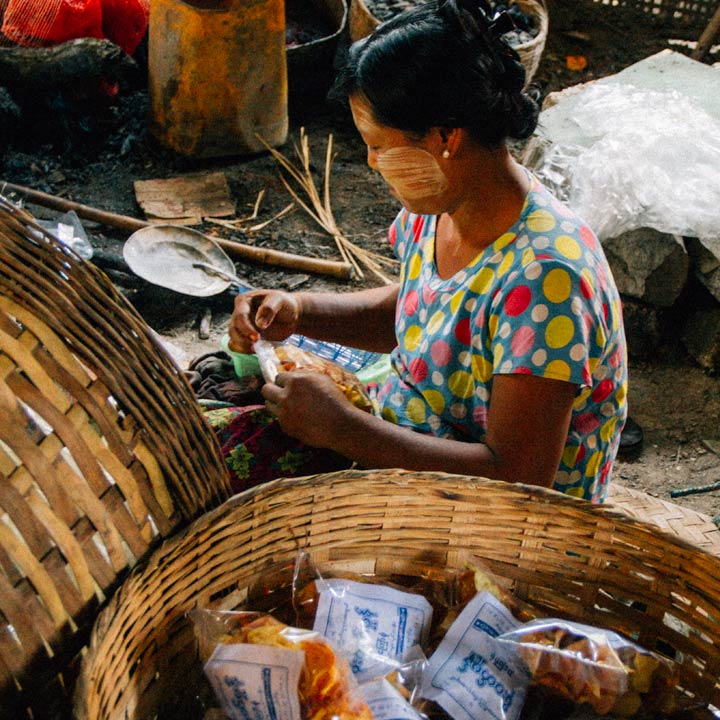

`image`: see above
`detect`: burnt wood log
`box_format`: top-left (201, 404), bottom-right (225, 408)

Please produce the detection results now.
top-left (0, 38), bottom-right (137, 103)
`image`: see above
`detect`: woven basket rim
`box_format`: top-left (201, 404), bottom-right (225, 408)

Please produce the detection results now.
top-left (74, 469), bottom-right (720, 718)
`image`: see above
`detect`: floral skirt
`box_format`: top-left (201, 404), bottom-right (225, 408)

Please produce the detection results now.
top-left (202, 402), bottom-right (352, 494)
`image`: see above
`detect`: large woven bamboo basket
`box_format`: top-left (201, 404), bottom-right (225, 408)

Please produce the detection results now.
top-left (75, 469), bottom-right (720, 719)
top-left (349, 0), bottom-right (549, 87)
top-left (0, 197), bottom-right (232, 716)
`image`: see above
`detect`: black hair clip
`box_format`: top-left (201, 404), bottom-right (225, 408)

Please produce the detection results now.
top-left (488, 10), bottom-right (515, 38)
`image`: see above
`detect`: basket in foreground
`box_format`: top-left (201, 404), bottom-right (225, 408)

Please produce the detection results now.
top-left (75, 469), bottom-right (720, 719)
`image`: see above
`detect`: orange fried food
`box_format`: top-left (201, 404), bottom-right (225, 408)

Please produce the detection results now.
top-left (273, 345), bottom-right (374, 413)
top-left (226, 616), bottom-right (373, 720)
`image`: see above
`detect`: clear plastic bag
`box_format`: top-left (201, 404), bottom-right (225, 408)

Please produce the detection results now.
top-left (496, 618), bottom-right (680, 717)
top-left (533, 83), bottom-right (720, 241)
top-left (190, 609), bottom-right (373, 720)
top-left (254, 339), bottom-right (375, 412)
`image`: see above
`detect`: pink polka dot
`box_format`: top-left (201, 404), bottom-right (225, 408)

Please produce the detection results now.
top-left (454, 317), bottom-right (471, 345)
top-left (510, 325), bottom-right (535, 357)
top-left (504, 285), bottom-right (532, 316)
top-left (389, 223), bottom-right (397, 247)
top-left (474, 312), bottom-right (486, 328)
top-left (581, 313), bottom-right (593, 340)
top-left (431, 340), bottom-right (452, 366)
top-left (422, 284), bottom-right (437, 304)
top-left (592, 378), bottom-right (614, 403)
top-left (573, 412), bottom-right (600, 434)
top-left (609, 346), bottom-right (623, 368)
top-left (404, 290), bottom-right (419, 317)
top-left (472, 405), bottom-right (488, 426)
top-left (596, 263), bottom-right (608, 292)
top-left (580, 225), bottom-right (597, 249)
top-left (409, 357), bottom-right (428, 383)
top-left (580, 275), bottom-right (593, 299)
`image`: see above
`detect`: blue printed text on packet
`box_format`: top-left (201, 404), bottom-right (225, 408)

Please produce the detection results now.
top-left (422, 592), bottom-right (531, 720)
top-left (313, 578), bottom-right (433, 683)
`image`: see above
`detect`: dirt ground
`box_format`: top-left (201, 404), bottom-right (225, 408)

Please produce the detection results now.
top-left (1, 0), bottom-right (719, 520)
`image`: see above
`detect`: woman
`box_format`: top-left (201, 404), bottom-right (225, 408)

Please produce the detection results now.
top-left (223, 0), bottom-right (627, 502)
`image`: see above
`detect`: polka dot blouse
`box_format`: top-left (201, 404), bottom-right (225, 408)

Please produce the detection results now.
top-left (376, 174), bottom-right (628, 502)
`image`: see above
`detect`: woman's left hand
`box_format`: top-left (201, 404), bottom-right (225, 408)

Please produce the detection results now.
top-left (261, 371), bottom-right (354, 448)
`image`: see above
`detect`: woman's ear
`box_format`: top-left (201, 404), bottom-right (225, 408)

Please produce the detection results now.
top-left (439, 127), bottom-right (462, 158)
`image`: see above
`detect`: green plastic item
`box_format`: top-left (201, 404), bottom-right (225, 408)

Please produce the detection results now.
top-left (220, 334), bottom-right (262, 378)
top-left (356, 354), bottom-right (392, 386)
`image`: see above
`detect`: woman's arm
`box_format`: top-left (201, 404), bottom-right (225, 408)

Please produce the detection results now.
top-left (264, 372), bottom-right (577, 488)
top-left (229, 285), bottom-right (400, 353)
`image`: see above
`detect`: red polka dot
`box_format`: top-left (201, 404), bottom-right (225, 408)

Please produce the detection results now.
top-left (404, 290), bottom-right (419, 317)
top-left (576, 445), bottom-right (586, 464)
top-left (504, 285), bottom-right (532, 316)
top-left (409, 357), bottom-right (428, 383)
top-left (510, 325), bottom-right (535, 357)
top-left (591, 378), bottom-right (614, 403)
top-left (473, 405), bottom-right (488, 426)
top-left (431, 340), bottom-right (452, 366)
top-left (582, 365), bottom-right (592, 386)
top-left (573, 412), bottom-right (600, 434)
top-left (412, 216), bottom-right (424, 242)
top-left (454, 317), bottom-right (471, 345)
top-left (389, 223), bottom-right (397, 247)
top-left (580, 225), bottom-right (597, 249)
top-left (580, 275), bottom-right (594, 299)
top-left (513, 366), bottom-right (533, 374)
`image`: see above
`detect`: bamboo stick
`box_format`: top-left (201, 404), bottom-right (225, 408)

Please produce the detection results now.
top-left (0, 181), bottom-right (354, 279)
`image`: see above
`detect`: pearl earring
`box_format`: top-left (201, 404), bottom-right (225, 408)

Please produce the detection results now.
top-left (442, 150), bottom-right (450, 159)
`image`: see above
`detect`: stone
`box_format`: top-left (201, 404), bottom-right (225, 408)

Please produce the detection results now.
top-left (603, 228), bottom-right (688, 307)
top-left (686, 236), bottom-right (720, 303)
top-left (683, 307), bottom-right (720, 373)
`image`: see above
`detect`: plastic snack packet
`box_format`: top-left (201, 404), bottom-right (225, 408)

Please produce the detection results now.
top-left (421, 590), bottom-right (532, 720)
top-left (360, 677), bottom-right (427, 720)
top-left (311, 576), bottom-right (434, 682)
top-left (253, 339), bottom-right (375, 413)
top-left (191, 610), bottom-right (372, 720)
top-left (496, 619), bottom-right (680, 717)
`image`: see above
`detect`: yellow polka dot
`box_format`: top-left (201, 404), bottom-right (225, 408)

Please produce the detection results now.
top-left (595, 324), bottom-right (607, 347)
top-left (521, 247), bottom-right (535, 266)
top-left (408, 253), bottom-right (422, 280)
top-left (405, 325), bottom-right (422, 351)
top-left (581, 268), bottom-right (594, 295)
top-left (600, 416), bottom-right (618, 443)
top-left (562, 445), bottom-right (582, 467)
top-left (494, 232), bottom-right (516, 252)
top-left (468, 267), bottom-right (495, 294)
top-left (555, 234), bottom-right (582, 260)
top-left (544, 360), bottom-right (571, 381)
top-left (448, 370), bottom-right (474, 398)
top-left (381, 407), bottom-right (398, 423)
top-left (574, 386), bottom-right (592, 408)
top-left (450, 289), bottom-right (465, 314)
top-left (586, 451), bottom-right (602, 477)
top-left (493, 343), bottom-right (504, 366)
top-left (588, 356), bottom-right (600, 374)
top-left (472, 355), bottom-right (493, 383)
top-left (497, 251), bottom-right (514, 278)
top-left (527, 209), bottom-right (556, 233)
top-left (406, 397), bottom-right (427, 424)
top-left (427, 310), bottom-right (445, 335)
top-left (545, 316), bottom-right (575, 348)
top-left (612, 300), bottom-right (620, 331)
top-left (615, 381), bottom-right (627, 404)
top-left (488, 313), bottom-right (499, 340)
top-left (422, 389), bottom-right (446, 414)
top-left (542, 268), bottom-right (572, 303)
top-left (565, 487), bottom-right (585, 498)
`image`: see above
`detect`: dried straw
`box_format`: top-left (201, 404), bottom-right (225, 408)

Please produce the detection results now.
top-left (259, 129), bottom-right (399, 284)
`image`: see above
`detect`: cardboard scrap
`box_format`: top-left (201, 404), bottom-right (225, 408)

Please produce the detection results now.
top-left (134, 172), bottom-right (236, 225)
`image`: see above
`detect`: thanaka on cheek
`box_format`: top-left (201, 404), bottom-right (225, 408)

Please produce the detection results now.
top-left (375, 146), bottom-right (449, 200)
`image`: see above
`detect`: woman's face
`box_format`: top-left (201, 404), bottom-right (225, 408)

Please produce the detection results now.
top-left (349, 94), bottom-right (451, 214)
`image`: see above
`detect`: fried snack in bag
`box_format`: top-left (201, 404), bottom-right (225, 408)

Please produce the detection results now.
top-left (497, 619), bottom-right (680, 717)
top-left (254, 340), bottom-right (375, 413)
top-left (192, 610), bottom-right (372, 720)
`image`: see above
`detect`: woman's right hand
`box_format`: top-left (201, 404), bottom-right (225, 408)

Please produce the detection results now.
top-left (228, 290), bottom-right (302, 353)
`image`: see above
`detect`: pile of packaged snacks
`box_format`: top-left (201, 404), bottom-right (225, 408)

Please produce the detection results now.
top-left (190, 552), bottom-right (708, 720)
